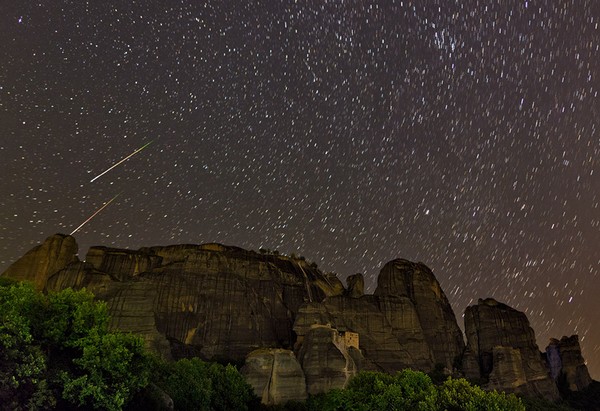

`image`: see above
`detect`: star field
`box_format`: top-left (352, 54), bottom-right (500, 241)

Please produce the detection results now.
top-left (1, 1), bottom-right (599, 377)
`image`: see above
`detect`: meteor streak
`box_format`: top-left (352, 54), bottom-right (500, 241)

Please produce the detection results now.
top-left (70, 193), bottom-right (120, 235)
top-left (90, 140), bottom-right (153, 182)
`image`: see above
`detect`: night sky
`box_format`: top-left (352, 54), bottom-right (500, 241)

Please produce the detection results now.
top-left (1, 1), bottom-right (599, 377)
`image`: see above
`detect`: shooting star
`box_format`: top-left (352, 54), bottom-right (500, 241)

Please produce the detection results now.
top-left (90, 140), bottom-right (154, 182)
top-left (70, 193), bottom-right (120, 235)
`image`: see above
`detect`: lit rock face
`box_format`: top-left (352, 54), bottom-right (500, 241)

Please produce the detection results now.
top-left (546, 335), bottom-right (592, 392)
top-left (374, 259), bottom-right (465, 370)
top-left (86, 246), bottom-right (162, 281)
top-left (463, 298), bottom-right (559, 400)
top-left (5, 235), bottom-right (592, 405)
top-left (294, 294), bottom-right (434, 373)
top-left (294, 259), bottom-right (464, 373)
top-left (297, 325), bottom-right (361, 395)
top-left (1, 234), bottom-right (78, 290)
top-left (240, 349), bottom-right (307, 405)
top-left (40, 241), bottom-right (342, 362)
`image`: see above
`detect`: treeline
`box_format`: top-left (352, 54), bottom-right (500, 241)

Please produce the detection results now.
top-left (1, 280), bottom-right (592, 410)
top-left (0, 280), bottom-right (252, 411)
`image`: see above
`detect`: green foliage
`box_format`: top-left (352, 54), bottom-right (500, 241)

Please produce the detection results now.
top-left (0, 283), bottom-right (54, 410)
top-left (153, 357), bottom-right (254, 411)
top-left (437, 377), bottom-right (524, 411)
top-left (208, 362), bottom-right (254, 410)
top-left (0, 283), bottom-right (151, 411)
top-left (305, 370), bottom-right (438, 411)
top-left (37, 288), bottom-right (109, 348)
top-left (304, 371), bottom-right (525, 411)
top-left (61, 331), bottom-right (150, 410)
top-left (155, 358), bottom-right (212, 411)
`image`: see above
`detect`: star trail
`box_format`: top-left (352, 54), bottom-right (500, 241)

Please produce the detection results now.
top-left (1, 1), bottom-right (598, 377)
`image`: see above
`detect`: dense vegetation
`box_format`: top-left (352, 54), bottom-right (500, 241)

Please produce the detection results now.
top-left (301, 370), bottom-right (526, 411)
top-left (0, 281), bottom-right (253, 411)
top-left (2, 280), bottom-right (597, 410)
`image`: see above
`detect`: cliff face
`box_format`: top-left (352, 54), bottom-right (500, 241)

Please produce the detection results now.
top-left (1, 234), bottom-right (592, 405)
top-left (2, 234), bottom-right (78, 290)
top-left (51, 242), bottom-right (343, 362)
top-left (462, 298), bottom-right (559, 400)
top-left (375, 259), bottom-right (466, 370)
top-left (546, 335), bottom-right (592, 392)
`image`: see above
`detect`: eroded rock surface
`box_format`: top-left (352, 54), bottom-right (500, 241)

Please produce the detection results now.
top-left (375, 259), bottom-right (465, 370)
top-left (4, 235), bottom-right (590, 405)
top-left (240, 349), bottom-right (307, 405)
top-left (546, 335), bottom-right (592, 392)
top-left (463, 298), bottom-right (559, 400)
top-left (297, 325), bottom-right (360, 394)
top-left (2, 234), bottom-right (78, 290)
top-left (345, 273), bottom-right (364, 298)
top-left (294, 259), bottom-right (464, 373)
top-left (9, 239), bottom-right (343, 363)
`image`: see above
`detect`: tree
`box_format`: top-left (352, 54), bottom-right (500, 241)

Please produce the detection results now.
top-left (154, 358), bottom-right (213, 411)
top-left (153, 357), bottom-right (254, 411)
top-left (0, 283), bottom-right (151, 411)
top-left (305, 371), bottom-right (525, 411)
top-left (0, 283), bottom-right (54, 410)
top-left (437, 377), bottom-right (525, 411)
top-left (206, 362), bottom-right (254, 411)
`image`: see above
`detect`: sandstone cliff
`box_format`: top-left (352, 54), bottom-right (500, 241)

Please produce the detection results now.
top-left (375, 259), bottom-right (466, 370)
top-left (546, 335), bottom-right (592, 392)
top-left (2, 234), bottom-right (78, 290)
top-left (240, 349), bottom-right (307, 405)
top-left (2, 234), bottom-right (592, 405)
top-left (293, 259), bottom-right (465, 375)
top-left (462, 298), bottom-right (559, 400)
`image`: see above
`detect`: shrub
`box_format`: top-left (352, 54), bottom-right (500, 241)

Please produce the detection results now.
top-left (0, 283), bottom-right (151, 411)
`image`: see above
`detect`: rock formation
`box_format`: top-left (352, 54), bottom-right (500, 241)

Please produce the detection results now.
top-left (375, 259), bottom-right (465, 370)
top-left (2, 234), bottom-right (593, 405)
top-left (2, 234), bottom-right (78, 290)
top-left (297, 325), bottom-right (361, 394)
top-left (3, 236), bottom-right (344, 362)
top-left (240, 349), bottom-right (307, 405)
top-left (462, 298), bottom-right (559, 400)
top-left (546, 335), bottom-right (592, 392)
top-left (293, 259), bottom-right (464, 374)
top-left (345, 273), bottom-right (364, 298)
top-left (294, 293), bottom-right (435, 372)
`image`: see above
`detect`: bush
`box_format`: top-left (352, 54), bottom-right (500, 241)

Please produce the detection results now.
top-left (0, 283), bottom-right (151, 411)
top-left (304, 371), bottom-right (525, 411)
top-left (153, 357), bottom-right (254, 411)
top-left (437, 377), bottom-right (525, 411)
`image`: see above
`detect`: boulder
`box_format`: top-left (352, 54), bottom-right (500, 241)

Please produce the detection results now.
top-left (463, 298), bottom-right (559, 399)
top-left (240, 349), bottom-right (307, 405)
top-left (546, 335), bottom-right (592, 391)
top-left (1, 234), bottom-right (78, 290)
